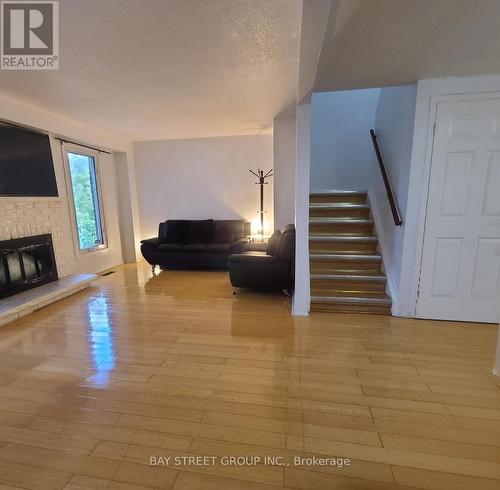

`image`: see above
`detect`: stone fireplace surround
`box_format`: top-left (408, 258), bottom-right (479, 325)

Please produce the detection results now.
top-left (0, 197), bottom-right (96, 326)
top-left (0, 197), bottom-right (69, 276)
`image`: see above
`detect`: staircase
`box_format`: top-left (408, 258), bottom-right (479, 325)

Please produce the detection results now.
top-left (309, 190), bottom-right (392, 315)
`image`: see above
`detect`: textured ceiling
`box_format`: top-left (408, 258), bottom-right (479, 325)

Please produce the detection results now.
top-left (315, 0), bottom-right (500, 91)
top-left (0, 0), bottom-right (300, 141)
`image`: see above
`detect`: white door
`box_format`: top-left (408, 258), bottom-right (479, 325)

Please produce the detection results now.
top-left (417, 97), bottom-right (500, 323)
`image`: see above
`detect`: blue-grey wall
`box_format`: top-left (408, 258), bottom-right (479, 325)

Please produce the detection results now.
top-left (369, 83), bottom-right (417, 308)
top-left (310, 88), bottom-right (381, 191)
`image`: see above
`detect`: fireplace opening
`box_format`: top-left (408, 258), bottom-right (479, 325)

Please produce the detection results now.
top-left (0, 234), bottom-right (58, 300)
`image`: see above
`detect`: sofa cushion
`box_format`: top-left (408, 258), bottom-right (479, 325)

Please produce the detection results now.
top-left (182, 243), bottom-right (206, 252)
top-left (157, 243), bottom-right (182, 252)
top-left (266, 230), bottom-right (281, 256)
top-left (229, 251), bottom-right (279, 264)
top-left (187, 219), bottom-right (214, 244)
top-left (213, 220), bottom-right (243, 243)
top-left (206, 243), bottom-right (232, 253)
top-left (160, 220), bottom-right (189, 244)
top-left (243, 242), bottom-right (267, 252)
top-left (230, 238), bottom-right (249, 252)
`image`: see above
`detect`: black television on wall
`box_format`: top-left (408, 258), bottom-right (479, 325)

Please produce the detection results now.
top-left (0, 122), bottom-right (58, 197)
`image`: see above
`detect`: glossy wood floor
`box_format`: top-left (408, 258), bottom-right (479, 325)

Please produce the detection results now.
top-left (0, 262), bottom-right (498, 490)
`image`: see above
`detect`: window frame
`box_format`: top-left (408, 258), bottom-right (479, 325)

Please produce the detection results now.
top-left (62, 143), bottom-right (108, 256)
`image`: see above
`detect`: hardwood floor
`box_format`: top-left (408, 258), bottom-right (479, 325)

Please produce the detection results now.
top-left (0, 262), bottom-right (498, 489)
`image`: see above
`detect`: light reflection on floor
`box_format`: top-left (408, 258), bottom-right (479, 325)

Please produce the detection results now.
top-left (86, 295), bottom-right (115, 387)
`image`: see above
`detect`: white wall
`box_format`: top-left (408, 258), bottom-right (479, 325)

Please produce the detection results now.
top-left (369, 84), bottom-right (417, 313)
top-left (273, 114), bottom-right (296, 230)
top-left (398, 74), bottom-right (500, 317)
top-left (293, 103), bottom-right (311, 316)
top-left (310, 88), bottom-right (381, 191)
top-left (133, 135), bottom-right (274, 240)
top-left (0, 92), bottom-right (133, 276)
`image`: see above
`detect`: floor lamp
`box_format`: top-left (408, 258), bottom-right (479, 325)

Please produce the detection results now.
top-left (249, 168), bottom-right (273, 237)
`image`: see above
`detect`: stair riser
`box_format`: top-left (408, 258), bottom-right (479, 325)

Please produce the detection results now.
top-left (309, 223), bottom-right (373, 235)
top-left (309, 241), bottom-right (378, 253)
top-left (311, 260), bottom-right (382, 271)
top-left (309, 208), bottom-right (370, 218)
top-left (310, 303), bottom-right (392, 315)
top-left (310, 194), bottom-right (367, 204)
top-left (311, 280), bottom-right (386, 293)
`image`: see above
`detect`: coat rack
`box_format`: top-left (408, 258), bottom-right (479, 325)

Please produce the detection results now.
top-left (249, 168), bottom-right (273, 235)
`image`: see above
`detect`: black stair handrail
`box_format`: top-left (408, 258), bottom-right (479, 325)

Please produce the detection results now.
top-left (370, 129), bottom-right (403, 226)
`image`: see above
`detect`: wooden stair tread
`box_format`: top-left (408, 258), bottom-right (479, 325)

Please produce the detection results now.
top-left (310, 217), bottom-right (373, 223)
top-left (311, 288), bottom-right (390, 296)
top-left (310, 268), bottom-right (385, 274)
top-left (309, 235), bottom-right (378, 240)
top-left (309, 190), bottom-right (366, 195)
top-left (311, 273), bottom-right (386, 281)
top-left (310, 253), bottom-right (381, 260)
top-left (309, 203), bottom-right (370, 209)
top-left (309, 190), bottom-right (391, 315)
top-left (310, 248), bottom-right (378, 253)
top-left (310, 191), bottom-right (367, 205)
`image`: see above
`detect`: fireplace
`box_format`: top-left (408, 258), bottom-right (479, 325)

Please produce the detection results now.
top-left (0, 234), bottom-right (58, 300)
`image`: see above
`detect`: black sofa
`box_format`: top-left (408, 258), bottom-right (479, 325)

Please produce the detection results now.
top-left (229, 224), bottom-right (295, 292)
top-left (141, 219), bottom-right (251, 270)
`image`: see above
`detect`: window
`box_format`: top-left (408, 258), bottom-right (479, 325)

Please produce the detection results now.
top-left (64, 148), bottom-right (106, 252)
